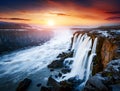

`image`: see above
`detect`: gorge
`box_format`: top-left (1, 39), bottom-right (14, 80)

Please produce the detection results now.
top-left (0, 25), bottom-right (120, 91)
top-left (46, 26), bottom-right (120, 91)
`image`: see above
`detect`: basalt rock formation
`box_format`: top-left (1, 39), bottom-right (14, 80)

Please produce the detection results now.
top-left (44, 26), bottom-right (120, 91)
top-left (84, 59), bottom-right (120, 91)
top-left (92, 37), bottom-right (118, 75)
top-left (84, 29), bottom-right (120, 91)
top-left (47, 51), bottom-right (73, 69)
top-left (16, 78), bottom-right (32, 91)
top-left (71, 29), bottom-right (119, 75)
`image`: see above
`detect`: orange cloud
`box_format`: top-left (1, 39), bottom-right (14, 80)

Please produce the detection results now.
top-left (0, 0), bottom-right (120, 26)
top-left (0, 17), bottom-right (30, 21)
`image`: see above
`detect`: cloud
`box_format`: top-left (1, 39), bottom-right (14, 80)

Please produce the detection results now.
top-left (0, 17), bottom-right (30, 21)
top-left (49, 12), bottom-right (71, 16)
top-left (48, 0), bottom-right (93, 7)
top-left (106, 16), bottom-right (120, 21)
top-left (0, 0), bottom-right (120, 25)
top-left (105, 11), bottom-right (120, 14)
top-left (0, 0), bottom-right (46, 13)
top-left (49, 12), bottom-right (99, 20)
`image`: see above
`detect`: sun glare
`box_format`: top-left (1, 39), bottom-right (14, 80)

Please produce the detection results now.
top-left (47, 20), bottom-right (55, 26)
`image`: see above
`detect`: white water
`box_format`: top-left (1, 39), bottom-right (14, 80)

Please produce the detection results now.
top-left (71, 33), bottom-right (78, 51)
top-left (0, 29), bottom-right (72, 80)
top-left (0, 29), bottom-right (97, 91)
top-left (59, 33), bottom-right (97, 90)
top-left (85, 38), bottom-right (98, 82)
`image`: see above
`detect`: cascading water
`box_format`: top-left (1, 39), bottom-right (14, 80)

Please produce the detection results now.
top-left (0, 29), bottom-right (72, 91)
top-left (71, 33), bottom-right (78, 51)
top-left (85, 38), bottom-right (98, 82)
top-left (59, 33), bottom-right (98, 90)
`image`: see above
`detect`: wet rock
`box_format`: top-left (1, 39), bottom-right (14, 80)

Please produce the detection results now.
top-left (109, 84), bottom-right (120, 91)
top-left (84, 75), bottom-right (108, 91)
top-left (92, 36), bottom-right (118, 75)
top-left (48, 51), bottom-right (73, 69)
top-left (37, 83), bottom-right (41, 87)
top-left (55, 75), bottom-right (58, 78)
top-left (50, 69), bottom-right (54, 72)
top-left (47, 76), bottom-right (60, 87)
top-left (59, 81), bottom-right (73, 91)
top-left (90, 36), bottom-right (104, 75)
top-left (16, 78), bottom-right (32, 91)
top-left (43, 76), bottom-right (73, 91)
top-left (61, 68), bottom-right (71, 74)
top-left (57, 52), bottom-right (73, 59)
top-left (68, 76), bottom-right (83, 86)
top-left (58, 73), bottom-right (62, 77)
top-left (40, 86), bottom-right (52, 91)
top-left (101, 39), bottom-right (117, 68)
top-left (47, 60), bottom-right (63, 68)
top-left (64, 59), bottom-right (73, 67)
top-left (85, 59), bottom-right (120, 91)
top-left (102, 59), bottom-right (120, 83)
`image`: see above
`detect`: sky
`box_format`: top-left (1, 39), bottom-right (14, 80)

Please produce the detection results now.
top-left (0, 0), bottom-right (120, 26)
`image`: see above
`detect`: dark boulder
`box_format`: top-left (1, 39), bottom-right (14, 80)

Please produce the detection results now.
top-left (47, 76), bottom-right (60, 87)
top-left (16, 78), bottom-right (32, 91)
top-left (40, 86), bottom-right (52, 91)
top-left (61, 68), bottom-right (71, 74)
top-left (68, 77), bottom-right (83, 86)
top-left (102, 59), bottom-right (120, 84)
top-left (85, 59), bottom-right (120, 91)
top-left (84, 74), bottom-right (108, 91)
top-left (41, 76), bottom-right (73, 91)
top-left (60, 80), bottom-right (73, 90)
top-left (109, 84), bottom-right (120, 91)
top-left (48, 51), bottom-right (73, 69)
top-left (92, 36), bottom-right (118, 75)
top-left (57, 51), bottom-right (73, 59)
top-left (37, 83), bottom-right (42, 87)
top-left (58, 73), bottom-right (62, 77)
top-left (47, 60), bottom-right (63, 69)
top-left (50, 69), bottom-right (54, 72)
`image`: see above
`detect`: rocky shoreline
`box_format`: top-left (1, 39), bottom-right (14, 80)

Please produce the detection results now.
top-left (16, 28), bottom-right (120, 91)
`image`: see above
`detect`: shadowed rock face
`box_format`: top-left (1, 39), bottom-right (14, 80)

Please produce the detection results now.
top-left (41, 76), bottom-right (73, 91)
top-left (84, 74), bottom-right (109, 91)
top-left (68, 29), bottom-right (120, 91)
top-left (16, 78), bottom-right (32, 91)
top-left (101, 39), bottom-right (117, 68)
top-left (42, 26), bottom-right (120, 91)
top-left (47, 52), bottom-right (73, 69)
top-left (93, 37), bottom-right (118, 74)
top-left (84, 59), bottom-right (120, 91)
top-left (71, 30), bottom-right (118, 74)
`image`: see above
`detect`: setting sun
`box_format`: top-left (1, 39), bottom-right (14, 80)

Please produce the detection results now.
top-left (47, 20), bottom-right (55, 26)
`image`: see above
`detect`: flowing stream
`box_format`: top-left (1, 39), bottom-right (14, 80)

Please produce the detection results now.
top-left (0, 29), bottom-right (72, 91)
top-left (58, 33), bottom-right (98, 91)
top-left (0, 28), bottom-right (98, 91)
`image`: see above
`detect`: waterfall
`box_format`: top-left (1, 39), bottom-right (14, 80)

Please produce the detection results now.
top-left (85, 38), bottom-right (98, 82)
top-left (68, 37), bottom-right (92, 79)
top-left (71, 33), bottom-right (78, 51)
top-left (58, 33), bottom-right (98, 90)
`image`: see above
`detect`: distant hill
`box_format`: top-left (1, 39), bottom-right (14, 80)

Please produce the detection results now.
top-left (0, 21), bottom-right (31, 29)
top-left (95, 25), bottom-right (120, 30)
top-left (71, 25), bottom-right (120, 32)
top-left (0, 21), bottom-right (53, 54)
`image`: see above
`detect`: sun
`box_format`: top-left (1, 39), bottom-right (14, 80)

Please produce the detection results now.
top-left (47, 20), bottom-right (55, 26)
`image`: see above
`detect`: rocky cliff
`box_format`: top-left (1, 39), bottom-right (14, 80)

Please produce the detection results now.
top-left (70, 28), bottom-right (120, 91)
top-left (84, 28), bottom-right (120, 91)
top-left (39, 26), bottom-right (120, 91)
